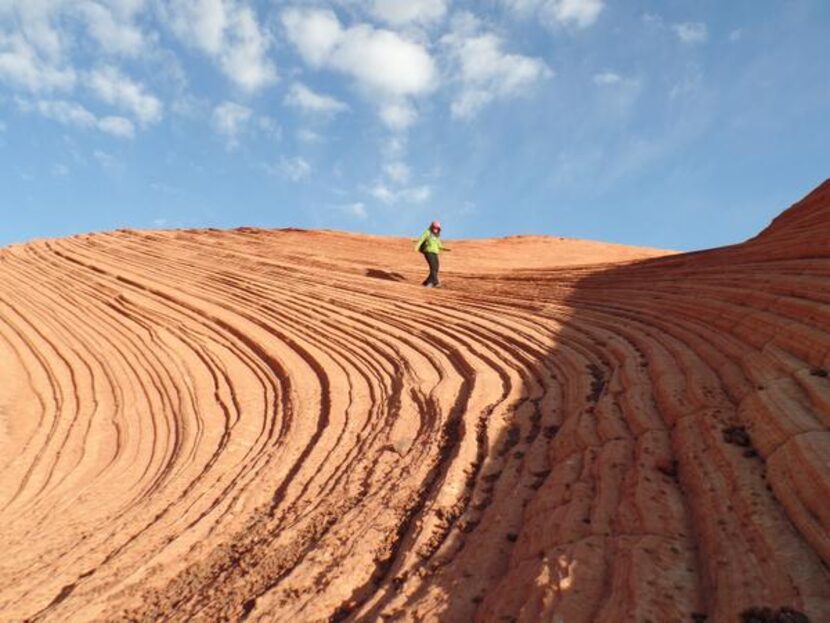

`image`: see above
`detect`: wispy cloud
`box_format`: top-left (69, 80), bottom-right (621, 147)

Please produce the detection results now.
top-left (335, 202), bottom-right (368, 219)
top-left (593, 71), bottom-right (622, 85)
top-left (592, 71), bottom-right (643, 117)
top-left (261, 156), bottom-right (312, 182)
top-left (369, 183), bottom-right (431, 204)
top-left (87, 66), bottom-right (163, 125)
top-left (93, 149), bottom-right (125, 174)
top-left (502, 0), bottom-right (605, 30)
top-left (547, 0), bottom-right (605, 29)
top-left (212, 101), bottom-right (252, 148)
top-left (673, 22), bottom-right (708, 44)
top-left (280, 156), bottom-right (312, 182)
top-left (384, 161), bottom-right (411, 184)
top-left (296, 128), bottom-right (323, 144)
top-left (18, 97), bottom-right (135, 138)
top-left (77, 1), bottom-right (147, 57)
top-left (161, 0), bottom-right (276, 92)
top-left (443, 13), bottom-right (552, 119)
top-left (0, 33), bottom-right (76, 92)
top-left (284, 82), bottom-right (348, 115)
top-left (369, 0), bottom-right (448, 28)
top-left (97, 115), bottom-right (135, 138)
top-left (379, 101), bottom-right (417, 130)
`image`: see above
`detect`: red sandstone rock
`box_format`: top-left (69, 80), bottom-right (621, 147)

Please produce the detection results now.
top-left (1, 182), bottom-right (829, 622)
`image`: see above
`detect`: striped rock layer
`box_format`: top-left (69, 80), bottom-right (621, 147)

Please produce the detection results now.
top-left (1, 182), bottom-right (830, 622)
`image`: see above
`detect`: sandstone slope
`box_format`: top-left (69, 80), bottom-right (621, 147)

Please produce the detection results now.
top-left (1, 182), bottom-right (829, 622)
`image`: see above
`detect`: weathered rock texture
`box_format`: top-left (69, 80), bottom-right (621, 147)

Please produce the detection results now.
top-left (1, 182), bottom-right (830, 622)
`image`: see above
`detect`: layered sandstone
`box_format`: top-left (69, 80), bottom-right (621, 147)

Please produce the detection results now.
top-left (1, 182), bottom-right (829, 622)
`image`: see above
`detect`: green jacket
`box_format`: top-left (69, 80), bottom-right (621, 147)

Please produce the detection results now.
top-left (415, 229), bottom-right (443, 254)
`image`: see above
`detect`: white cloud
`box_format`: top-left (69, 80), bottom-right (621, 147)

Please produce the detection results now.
top-left (163, 0), bottom-right (276, 92)
top-left (369, 183), bottom-right (395, 203)
top-left (284, 82), bottom-right (348, 114)
top-left (331, 26), bottom-right (436, 97)
top-left (212, 101), bottom-right (252, 147)
top-left (443, 20), bottom-right (552, 119)
top-left (257, 115), bottom-right (282, 140)
top-left (87, 66), bottom-right (162, 124)
top-left (729, 28), bottom-right (743, 42)
top-left (593, 71), bottom-right (622, 85)
top-left (278, 156), bottom-right (312, 182)
top-left (0, 1), bottom-right (151, 96)
top-left (4, 1), bottom-right (67, 61)
top-left (0, 33), bottom-right (76, 92)
top-left (219, 6), bottom-right (276, 92)
top-left (98, 115), bottom-right (135, 138)
top-left (3, 0), bottom-right (149, 59)
top-left (282, 9), bottom-right (436, 97)
top-left (369, 183), bottom-right (431, 204)
top-left (18, 97), bottom-right (136, 138)
top-left (337, 202), bottom-right (368, 219)
top-left (281, 8), bottom-right (342, 67)
top-left (379, 101), bottom-right (416, 130)
top-left (384, 161), bottom-right (410, 184)
top-left (406, 185), bottom-right (431, 203)
top-left (93, 149), bottom-right (124, 172)
top-left (370, 0), bottom-right (448, 27)
top-left (503, 0), bottom-right (604, 29)
top-left (76, 1), bottom-right (147, 57)
top-left (296, 128), bottom-right (322, 143)
top-left (162, 0), bottom-right (225, 54)
top-left (209, 105), bottom-right (279, 145)
top-left (641, 12), bottom-right (663, 27)
top-left (592, 71), bottom-right (642, 117)
top-left (25, 99), bottom-right (96, 127)
top-left (171, 92), bottom-right (210, 118)
top-left (593, 71), bottom-right (640, 94)
top-left (673, 22), bottom-right (708, 44)
top-left (547, 0), bottom-right (604, 28)
top-left (382, 135), bottom-right (407, 159)
top-left (282, 8), bottom-right (436, 128)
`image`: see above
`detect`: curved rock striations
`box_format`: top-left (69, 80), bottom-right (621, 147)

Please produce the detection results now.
top-left (0, 181), bottom-right (829, 622)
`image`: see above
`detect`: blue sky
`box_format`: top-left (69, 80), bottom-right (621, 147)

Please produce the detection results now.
top-left (1, 0), bottom-right (829, 251)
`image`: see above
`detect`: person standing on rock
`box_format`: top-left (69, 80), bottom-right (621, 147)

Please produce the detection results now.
top-left (415, 221), bottom-right (448, 288)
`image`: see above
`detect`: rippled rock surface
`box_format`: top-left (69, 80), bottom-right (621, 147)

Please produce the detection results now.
top-left (1, 182), bottom-right (829, 622)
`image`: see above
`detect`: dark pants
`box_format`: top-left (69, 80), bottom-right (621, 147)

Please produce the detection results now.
top-left (422, 252), bottom-right (439, 286)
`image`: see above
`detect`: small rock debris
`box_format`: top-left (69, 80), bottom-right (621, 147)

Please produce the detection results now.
top-left (723, 426), bottom-right (752, 448)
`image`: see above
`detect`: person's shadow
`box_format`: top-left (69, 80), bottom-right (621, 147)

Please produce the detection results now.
top-left (365, 269), bottom-right (407, 282)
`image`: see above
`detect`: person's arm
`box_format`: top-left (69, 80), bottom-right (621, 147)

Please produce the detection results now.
top-left (414, 230), bottom-right (429, 251)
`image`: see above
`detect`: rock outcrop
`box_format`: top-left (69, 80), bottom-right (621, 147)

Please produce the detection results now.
top-left (1, 182), bottom-right (829, 622)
